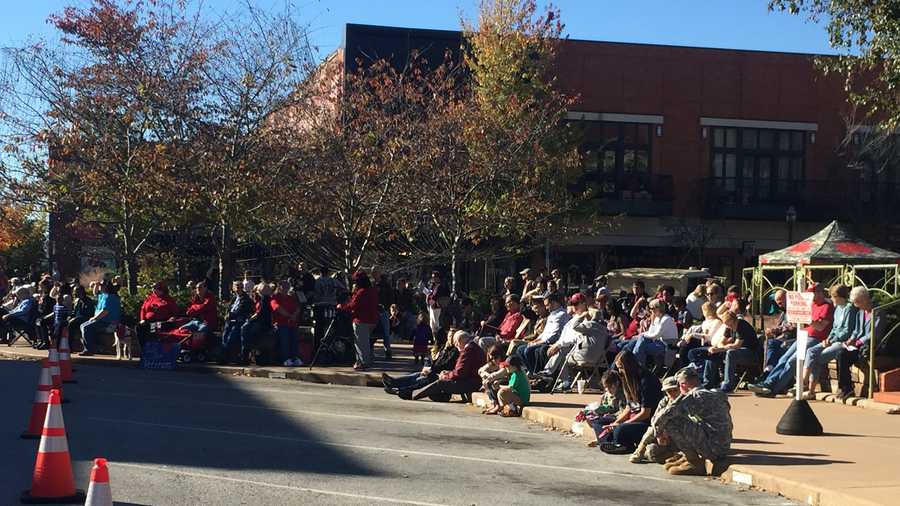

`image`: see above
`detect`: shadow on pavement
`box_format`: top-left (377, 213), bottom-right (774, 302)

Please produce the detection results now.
top-left (2, 358), bottom-right (382, 494)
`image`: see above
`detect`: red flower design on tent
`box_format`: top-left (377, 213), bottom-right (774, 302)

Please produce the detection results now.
top-left (835, 242), bottom-right (872, 255)
top-left (788, 241), bottom-right (813, 253)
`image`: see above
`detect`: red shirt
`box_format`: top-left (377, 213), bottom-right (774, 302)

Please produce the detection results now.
top-left (340, 287), bottom-right (379, 325)
top-left (497, 311), bottom-right (524, 341)
top-left (447, 341), bottom-right (486, 381)
top-left (140, 292), bottom-right (179, 322)
top-left (270, 293), bottom-right (299, 328)
top-left (186, 292), bottom-right (218, 330)
top-left (806, 300), bottom-right (834, 341)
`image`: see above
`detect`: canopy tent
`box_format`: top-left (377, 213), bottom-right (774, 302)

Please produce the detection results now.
top-left (759, 220), bottom-right (900, 266)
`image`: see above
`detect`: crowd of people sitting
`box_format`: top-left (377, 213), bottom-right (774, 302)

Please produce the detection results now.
top-left (1, 263), bottom-right (882, 474)
top-left (379, 268), bottom-right (882, 475)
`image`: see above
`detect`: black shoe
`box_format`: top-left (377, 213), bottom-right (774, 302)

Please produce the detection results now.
top-left (382, 373), bottom-right (394, 388)
top-left (384, 386), bottom-right (398, 395)
top-left (599, 443), bottom-right (633, 455)
top-left (397, 389), bottom-right (412, 400)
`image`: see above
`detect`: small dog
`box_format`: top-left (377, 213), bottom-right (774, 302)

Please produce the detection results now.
top-left (114, 324), bottom-right (134, 360)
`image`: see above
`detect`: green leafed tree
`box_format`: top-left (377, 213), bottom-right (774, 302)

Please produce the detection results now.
top-left (770, 0), bottom-right (900, 130)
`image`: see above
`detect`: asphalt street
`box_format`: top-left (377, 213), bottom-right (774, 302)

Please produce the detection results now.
top-left (1, 358), bottom-right (795, 505)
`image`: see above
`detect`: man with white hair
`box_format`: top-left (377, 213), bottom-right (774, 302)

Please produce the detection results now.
top-left (837, 287), bottom-right (885, 399)
top-left (0, 286), bottom-right (37, 344)
top-left (411, 330), bottom-right (485, 402)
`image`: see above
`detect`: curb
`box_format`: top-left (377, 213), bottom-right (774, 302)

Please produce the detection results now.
top-left (469, 392), bottom-right (886, 506)
top-left (0, 348), bottom-right (384, 388)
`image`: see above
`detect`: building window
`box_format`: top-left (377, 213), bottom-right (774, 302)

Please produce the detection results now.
top-left (710, 127), bottom-right (805, 204)
top-left (582, 122), bottom-right (653, 196)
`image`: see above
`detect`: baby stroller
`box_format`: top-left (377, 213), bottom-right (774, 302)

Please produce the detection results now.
top-left (309, 309), bottom-right (356, 367)
top-left (177, 329), bottom-right (210, 363)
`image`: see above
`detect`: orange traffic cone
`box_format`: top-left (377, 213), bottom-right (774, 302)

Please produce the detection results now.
top-left (20, 389), bottom-right (85, 504)
top-left (58, 333), bottom-right (76, 384)
top-left (21, 360), bottom-right (52, 440)
top-left (47, 349), bottom-right (62, 388)
top-left (84, 458), bottom-right (113, 506)
top-left (47, 350), bottom-right (68, 404)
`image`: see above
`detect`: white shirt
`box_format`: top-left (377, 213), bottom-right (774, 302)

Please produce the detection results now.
top-left (685, 293), bottom-right (706, 321)
top-left (536, 307), bottom-right (571, 344)
top-left (640, 314), bottom-right (679, 343)
top-left (556, 313), bottom-right (585, 348)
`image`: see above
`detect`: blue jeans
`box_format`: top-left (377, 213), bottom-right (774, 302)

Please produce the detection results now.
top-left (765, 338), bottom-right (794, 372)
top-left (761, 337), bottom-right (817, 393)
top-left (630, 337), bottom-right (667, 368)
top-left (276, 325), bottom-right (299, 361)
top-left (520, 343), bottom-right (550, 374)
top-left (221, 319), bottom-right (245, 355)
top-left (179, 320), bottom-right (209, 335)
top-left (392, 371), bottom-right (433, 391)
top-left (600, 421), bottom-right (651, 450)
top-left (80, 319), bottom-right (112, 353)
top-left (721, 347), bottom-right (759, 391)
top-left (806, 341), bottom-right (843, 381)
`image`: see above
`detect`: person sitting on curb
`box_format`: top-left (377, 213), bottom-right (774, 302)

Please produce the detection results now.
top-left (383, 330), bottom-right (461, 400)
top-left (629, 375), bottom-right (681, 464)
top-left (480, 344), bottom-right (509, 414)
top-left (656, 367), bottom-right (733, 476)
top-left (495, 355), bottom-right (530, 417)
top-left (411, 330), bottom-right (485, 402)
top-left (596, 350), bottom-right (663, 455)
top-left (583, 370), bottom-right (628, 448)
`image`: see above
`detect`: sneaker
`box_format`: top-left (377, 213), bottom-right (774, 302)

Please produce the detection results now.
top-left (283, 359), bottom-right (294, 367)
top-left (293, 358), bottom-right (304, 366)
top-left (746, 383), bottom-right (772, 395)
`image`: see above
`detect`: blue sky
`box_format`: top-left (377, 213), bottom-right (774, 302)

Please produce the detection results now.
top-left (1, 1), bottom-right (835, 59)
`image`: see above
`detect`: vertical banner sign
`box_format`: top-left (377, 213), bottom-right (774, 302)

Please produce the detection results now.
top-left (786, 291), bottom-right (815, 400)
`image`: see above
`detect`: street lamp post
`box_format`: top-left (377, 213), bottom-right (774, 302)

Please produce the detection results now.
top-left (786, 205), bottom-right (797, 245)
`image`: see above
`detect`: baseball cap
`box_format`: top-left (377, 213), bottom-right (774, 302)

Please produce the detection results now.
top-left (569, 293), bottom-right (586, 305)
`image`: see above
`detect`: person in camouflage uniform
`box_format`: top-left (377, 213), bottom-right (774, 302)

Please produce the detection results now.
top-left (630, 376), bottom-right (681, 463)
top-left (656, 367), bottom-right (733, 475)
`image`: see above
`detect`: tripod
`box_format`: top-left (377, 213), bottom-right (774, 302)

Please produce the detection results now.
top-left (308, 307), bottom-right (337, 370)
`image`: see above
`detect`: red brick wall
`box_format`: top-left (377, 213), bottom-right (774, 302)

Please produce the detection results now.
top-left (555, 40), bottom-right (850, 217)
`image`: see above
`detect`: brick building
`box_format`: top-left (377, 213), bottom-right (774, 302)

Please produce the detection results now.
top-left (343, 23), bottom-right (900, 285)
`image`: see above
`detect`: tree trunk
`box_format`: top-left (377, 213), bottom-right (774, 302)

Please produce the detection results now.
top-left (217, 223), bottom-right (234, 300)
top-left (450, 239), bottom-right (459, 295)
top-left (123, 253), bottom-right (139, 296)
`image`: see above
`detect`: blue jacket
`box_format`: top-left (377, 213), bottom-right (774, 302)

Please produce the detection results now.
top-left (7, 297), bottom-right (36, 323)
top-left (848, 310), bottom-right (884, 348)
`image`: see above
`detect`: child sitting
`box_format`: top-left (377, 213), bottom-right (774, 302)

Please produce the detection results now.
top-left (495, 355), bottom-right (530, 417)
top-left (52, 292), bottom-right (73, 348)
top-left (411, 312), bottom-right (432, 364)
top-left (629, 375), bottom-right (681, 463)
top-left (585, 370), bottom-right (628, 447)
top-left (673, 296), bottom-right (693, 333)
top-left (480, 345), bottom-right (509, 414)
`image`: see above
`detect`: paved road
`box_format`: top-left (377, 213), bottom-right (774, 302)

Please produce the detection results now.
top-left (1, 358), bottom-right (794, 505)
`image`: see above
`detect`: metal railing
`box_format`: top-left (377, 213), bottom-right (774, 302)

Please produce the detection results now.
top-left (870, 298), bottom-right (900, 398)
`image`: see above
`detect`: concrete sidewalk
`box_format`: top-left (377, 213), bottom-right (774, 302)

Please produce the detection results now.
top-left (472, 389), bottom-right (900, 506)
top-left (0, 340), bottom-right (420, 387)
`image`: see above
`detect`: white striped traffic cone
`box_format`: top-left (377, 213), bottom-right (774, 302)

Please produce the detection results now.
top-left (21, 359), bottom-right (52, 439)
top-left (58, 334), bottom-right (76, 383)
top-left (84, 458), bottom-right (113, 506)
top-left (47, 349), bottom-right (68, 403)
top-left (20, 389), bottom-right (85, 504)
